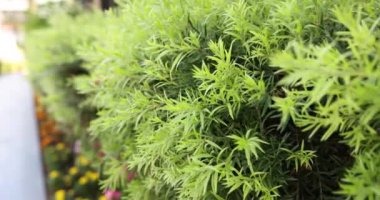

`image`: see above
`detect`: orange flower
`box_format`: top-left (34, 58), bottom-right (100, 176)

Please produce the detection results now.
top-left (41, 137), bottom-right (53, 148)
top-left (40, 128), bottom-right (48, 137)
top-left (36, 110), bottom-right (46, 120)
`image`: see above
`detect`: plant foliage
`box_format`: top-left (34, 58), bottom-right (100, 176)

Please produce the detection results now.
top-left (27, 0), bottom-right (380, 199)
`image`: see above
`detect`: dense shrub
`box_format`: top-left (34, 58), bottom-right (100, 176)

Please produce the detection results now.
top-left (26, 11), bottom-right (104, 135)
top-left (28, 0), bottom-right (380, 199)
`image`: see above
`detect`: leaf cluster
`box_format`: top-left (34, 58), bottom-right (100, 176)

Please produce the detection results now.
top-left (28, 0), bottom-right (380, 199)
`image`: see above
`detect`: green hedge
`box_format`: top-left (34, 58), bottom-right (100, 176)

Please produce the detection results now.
top-left (26, 11), bottom-right (104, 135)
top-left (28, 0), bottom-right (380, 199)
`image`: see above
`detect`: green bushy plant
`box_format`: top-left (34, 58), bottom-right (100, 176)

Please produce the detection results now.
top-left (28, 0), bottom-right (380, 199)
top-left (272, 3), bottom-right (380, 199)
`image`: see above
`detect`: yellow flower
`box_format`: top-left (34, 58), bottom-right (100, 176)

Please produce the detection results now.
top-left (85, 171), bottom-right (99, 181)
top-left (49, 170), bottom-right (60, 179)
top-left (69, 166), bottom-right (79, 176)
top-left (55, 190), bottom-right (65, 200)
top-left (78, 176), bottom-right (89, 185)
top-left (56, 143), bottom-right (66, 151)
top-left (98, 196), bottom-right (107, 200)
top-left (78, 156), bottom-right (89, 166)
top-left (85, 171), bottom-right (91, 177)
top-left (91, 172), bottom-right (99, 181)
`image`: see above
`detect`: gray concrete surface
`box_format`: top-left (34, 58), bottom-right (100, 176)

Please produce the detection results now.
top-left (0, 74), bottom-right (46, 200)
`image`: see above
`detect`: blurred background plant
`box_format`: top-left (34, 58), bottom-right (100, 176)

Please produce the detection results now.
top-left (36, 95), bottom-right (108, 199)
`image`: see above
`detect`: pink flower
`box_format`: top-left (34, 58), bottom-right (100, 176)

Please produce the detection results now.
top-left (124, 164), bottom-right (136, 182)
top-left (105, 189), bottom-right (121, 200)
top-left (127, 172), bottom-right (136, 182)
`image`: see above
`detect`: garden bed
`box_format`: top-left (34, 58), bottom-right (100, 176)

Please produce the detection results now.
top-left (35, 96), bottom-right (119, 200)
